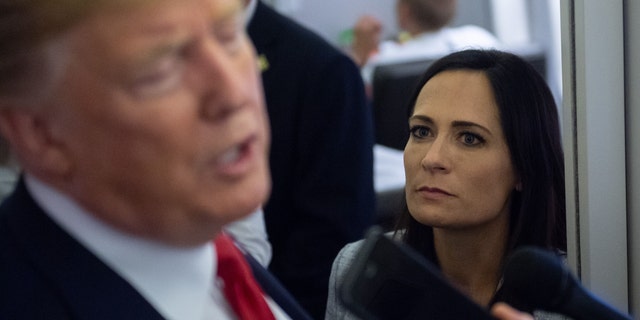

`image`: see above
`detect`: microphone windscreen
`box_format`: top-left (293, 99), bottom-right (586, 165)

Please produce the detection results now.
top-left (502, 246), bottom-right (569, 309)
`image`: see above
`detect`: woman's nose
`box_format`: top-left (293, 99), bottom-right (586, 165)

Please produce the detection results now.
top-left (421, 137), bottom-right (450, 173)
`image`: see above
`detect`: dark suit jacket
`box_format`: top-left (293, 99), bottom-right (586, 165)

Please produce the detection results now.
top-left (247, 2), bottom-right (376, 318)
top-left (0, 179), bottom-right (311, 320)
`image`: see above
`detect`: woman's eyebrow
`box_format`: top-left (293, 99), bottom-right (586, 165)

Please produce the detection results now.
top-left (408, 114), bottom-right (433, 124)
top-left (451, 120), bottom-right (493, 136)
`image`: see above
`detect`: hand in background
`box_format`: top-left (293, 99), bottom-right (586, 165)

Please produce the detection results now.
top-left (351, 15), bottom-right (382, 66)
top-left (491, 302), bottom-right (534, 320)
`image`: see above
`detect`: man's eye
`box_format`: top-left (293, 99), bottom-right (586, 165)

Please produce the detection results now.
top-left (131, 58), bottom-right (183, 97)
top-left (214, 20), bottom-right (244, 52)
top-left (218, 29), bottom-right (241, 45)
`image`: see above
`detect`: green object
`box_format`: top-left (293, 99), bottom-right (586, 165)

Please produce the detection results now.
top-left (339, 28), bottom-right (354, 47)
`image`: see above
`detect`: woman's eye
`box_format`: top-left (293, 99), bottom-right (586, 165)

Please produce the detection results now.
top-left (460, 132), bottom-right (484, 146)
top-left (410, 125), bottom-right (431, 138)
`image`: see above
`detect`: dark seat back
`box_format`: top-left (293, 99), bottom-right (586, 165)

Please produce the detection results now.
top-left (372, 58), bottom-right (437, 151)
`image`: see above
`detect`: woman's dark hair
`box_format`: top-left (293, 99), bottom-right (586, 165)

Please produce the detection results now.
top-left (394, 49), bottom-right (566, 262)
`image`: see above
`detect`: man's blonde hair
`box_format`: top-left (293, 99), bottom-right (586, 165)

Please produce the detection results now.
top-left (0, 0), bottom-right (147, 97)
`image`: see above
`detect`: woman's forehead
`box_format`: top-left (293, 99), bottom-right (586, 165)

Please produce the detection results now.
top-left (414, 70), bottom-right (500, 126)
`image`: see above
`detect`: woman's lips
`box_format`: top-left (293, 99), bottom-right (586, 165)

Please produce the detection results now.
top-left (416, 186), bottom-right (454, 200)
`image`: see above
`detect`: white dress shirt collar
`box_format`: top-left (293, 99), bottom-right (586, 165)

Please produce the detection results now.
top-left (24, 174), bottom-right (225, 320)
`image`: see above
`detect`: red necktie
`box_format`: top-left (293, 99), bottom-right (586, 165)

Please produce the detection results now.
top-left (214, 233), bottom-right (276, 320)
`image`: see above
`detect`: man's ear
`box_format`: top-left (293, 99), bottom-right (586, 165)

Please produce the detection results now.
top-left (0, 106), bottom-right (72, 178)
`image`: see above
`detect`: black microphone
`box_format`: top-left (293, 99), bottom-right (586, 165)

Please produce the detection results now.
top-left (501, 246), bottom-right (632, 320)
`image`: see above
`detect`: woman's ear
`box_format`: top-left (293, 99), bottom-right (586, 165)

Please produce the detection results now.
top-left (0, 106), bottom-right (72, 178)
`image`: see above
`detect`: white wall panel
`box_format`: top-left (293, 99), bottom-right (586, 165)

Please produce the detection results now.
top-left (625, 0), bottom-right (640, 315)
top-left (561, 0), bottom-right (628, 312)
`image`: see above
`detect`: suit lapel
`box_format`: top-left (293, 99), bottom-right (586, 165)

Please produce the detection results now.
top-left (3, 179), bottom-right (165, 320)
top-left (4, 179), bottom-right (313, 320)
top-left (247, 1), bottom-right (279, 50)
top-left (247, 1), bottom-right (285, 75)
top-left (245, 254), bottom-right (313, 320)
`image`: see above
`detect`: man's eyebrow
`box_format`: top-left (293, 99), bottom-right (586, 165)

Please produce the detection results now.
top-left (123, 40), bottom-right (183, 73)
top-left (210, 0), bottom-right (244, 24)
top-left (149, 40), bottom-right (184, 57)
top-left (122, 19), bottom-right (192, 66)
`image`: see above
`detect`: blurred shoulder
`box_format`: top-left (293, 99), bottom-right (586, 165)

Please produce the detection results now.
top-left (333, 231), bottom-right (401, 271)
top-left (446, 25), bottom-right (501, 49)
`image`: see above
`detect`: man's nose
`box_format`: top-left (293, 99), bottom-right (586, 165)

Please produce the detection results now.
top-left (196, 39), bottom-right (251, 121)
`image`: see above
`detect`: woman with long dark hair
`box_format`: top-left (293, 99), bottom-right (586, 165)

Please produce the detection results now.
top-left (326, 49), bottom-right (566, 320)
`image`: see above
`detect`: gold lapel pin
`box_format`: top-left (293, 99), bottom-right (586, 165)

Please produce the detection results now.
top-left (257, 54), bottom-right (269, 72)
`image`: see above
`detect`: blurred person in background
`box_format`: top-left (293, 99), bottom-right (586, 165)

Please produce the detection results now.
top-left (244, 0), bottom-right (377, 318)
top-left (351, 0), bottom-right (500, 85)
